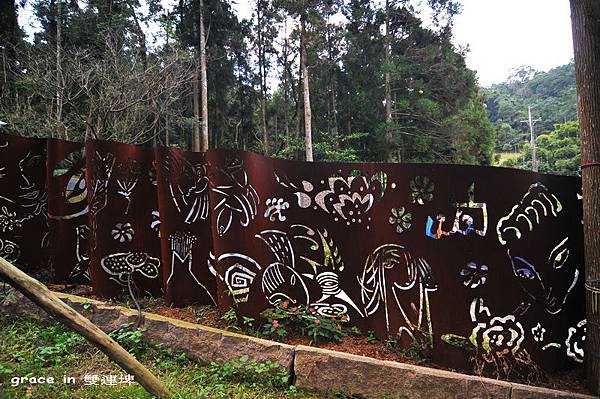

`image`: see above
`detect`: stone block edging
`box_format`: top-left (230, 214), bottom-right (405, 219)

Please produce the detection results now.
top-left (0, 290), bottom-right (595, 399)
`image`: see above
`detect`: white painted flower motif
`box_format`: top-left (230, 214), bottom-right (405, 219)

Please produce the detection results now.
top-left (111, 222), bottom-right (134, 243)
top-left (531, 322), bottom-right (546, 342)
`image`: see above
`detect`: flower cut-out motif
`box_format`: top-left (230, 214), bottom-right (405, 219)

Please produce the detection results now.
top-left (460, 261), bottom-right (489, 289)
top-left (566, 319), bottom-right (586, 363)
top-left (470, 314), bottom-right (524, 356)
top-left (0, 206), bottom-right (22, 233)
top-left (410, 176), bottom-right (434, 205)
top-left (531, 322), bottom-right (546, 342)
top-left (389, 207), bottom-right (412, 233)
top-left (111, 222), bottom-right (134, 243)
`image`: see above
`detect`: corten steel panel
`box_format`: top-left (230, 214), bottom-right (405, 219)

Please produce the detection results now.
top-left (0, 132), bottom-right (587, 373)
top-left (155, 146), bottom-right (216, 306)
top-left (85, 140), bottom-right (162, 298)
top-left (205, 149), bottom-right (585, 373)
top-left (46, 138), bottom-right (89, 282)
top-left (0, 134), bottom-right (48, 273)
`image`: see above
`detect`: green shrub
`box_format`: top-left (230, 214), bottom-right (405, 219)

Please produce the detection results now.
top-left (260, 302), bottom-right (348, 344)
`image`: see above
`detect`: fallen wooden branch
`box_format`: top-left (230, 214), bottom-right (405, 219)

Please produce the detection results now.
top-left (0, 256), bottom-right (172, 398)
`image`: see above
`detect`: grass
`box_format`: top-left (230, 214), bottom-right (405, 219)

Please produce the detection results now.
top-left (0, 312), bottom-right (328, 399)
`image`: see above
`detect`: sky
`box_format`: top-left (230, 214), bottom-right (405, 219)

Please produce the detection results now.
top-left (451, 0), bottom-right (574, 86)
top-left (18, 0), bottom-right (575, 87)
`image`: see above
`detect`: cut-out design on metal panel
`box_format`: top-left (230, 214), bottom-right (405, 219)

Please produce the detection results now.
top-left (440, 298), bottom-right (538, 377)
top-left (498, 184), bottom-right (578, 315)
top-left (425, 184), bottom-right (488, 239)
top-left (162, 151), bottom-right (209, 224)
top-left (101, 252), bottom-right (160, 285)
top-left (389, 207), bottom-right (412, 234)
top-left (69, 225), bottom-right (90, 281)
top-left (52, 148), bottom-right (84, 177)
top-left (531, 322), bottom-right (545, 343)
top-left (89, 151), bottom-right (115, 249)
top-left (291, 225), bottom-right (362, 318)
top-left (566, 319), bottom-right (585, 363)
top-left (211, 161), bottom-right (259, 236)
top-left (257, 229), bottom-right (310, 307)
top-left (111, 222), bottom-right (134, 243)
top-left (18, 152), bottom-right (48, 220)
top-left (409, 176), bottom-right (434, 205)
top-left (49, 168), bottom-right (89, 221)
top-left (0, 206), bottom-right (22, 233)
top-left (359, 244), bottom-right (437, 341)
top-left (116, 159), bottom-right (140, 215)
top-left (149, 160), bottom-right (158, 187)
top-left (219, 253), bottom-right (262, 303)
top-left (256, 226), bottom-right (361, 319)
top-left (0, 238), bottom-right (20, 263)
top-left (452, 183), bottom-right (488, 236)
top-left (497, 182), bottom-right (562, 246)
top-left (460, 261), bottom-right (488, 289)
top-left (275, 171), bottom-right (386, 228)
top-left (262, 262), bottom-right (310, 306)
top-left (167, 232), bottom-right (216, 305)
top-left (65, 172), bottom-right (87, 205)
top-left (264, 198), bottom-right (289, 222)
top-left (469, 298), bottom-right (526, 359)
top-left (425, 214), bottom-right (451, 239)
top-left (150, 210), bottom-right (160, 237)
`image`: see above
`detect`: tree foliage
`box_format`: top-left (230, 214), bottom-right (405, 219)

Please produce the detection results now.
top-left (485, 63), bottom-right (577, 152)
top-left (502, 121), bottom-right (581, 176)
top-left (1, 0), bottom-right (496, 165)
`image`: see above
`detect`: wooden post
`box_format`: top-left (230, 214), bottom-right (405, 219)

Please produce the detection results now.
top-left (0, 256), bottom-right (172, 398)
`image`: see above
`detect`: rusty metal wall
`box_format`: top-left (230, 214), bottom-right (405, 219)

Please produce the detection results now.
top-left (0, 133), bottom-right (586, 373)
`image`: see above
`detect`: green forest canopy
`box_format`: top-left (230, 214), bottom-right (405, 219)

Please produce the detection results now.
top-left (485, 63), bottom-right (580, 175)
top-left (0, 0), bottom-right (578, 172)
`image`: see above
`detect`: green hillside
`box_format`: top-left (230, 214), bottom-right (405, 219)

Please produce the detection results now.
top-left (484, 63), bottom-right (577, 152)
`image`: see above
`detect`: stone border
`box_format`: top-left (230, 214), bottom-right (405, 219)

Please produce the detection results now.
top-left (1, 290), bottom-right (595, 399)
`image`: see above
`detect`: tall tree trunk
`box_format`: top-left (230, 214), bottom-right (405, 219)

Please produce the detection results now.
top-left (300, 18), bottom-right (313, 162)
top-left (193, 66), bottom-right (201, 151)
top-left (56, 0), bottom-right (63, 138)
top-left (283, 21), bottom-right (290, 148)
top-left (570, 0), bottom-right (600, 394)
top-left (384, 0), bottom-right (393, 162)
top-left (125, 0), bottom-right (151, 145)
top-left (257, 4), bottom-right (269, 155)
top-left (326, 25), bottom-right (338, 143)
top-left (199, 0), bottom-right (209, 152)
top-left (165, 118), bottom-right (170, 147)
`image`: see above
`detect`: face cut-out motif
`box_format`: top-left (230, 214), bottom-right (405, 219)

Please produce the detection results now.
top-left (497, 183), bottom-right (580, 314)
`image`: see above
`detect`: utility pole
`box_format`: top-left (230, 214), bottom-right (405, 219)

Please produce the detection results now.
top-left (521, 106), bottom-right (541, 172)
